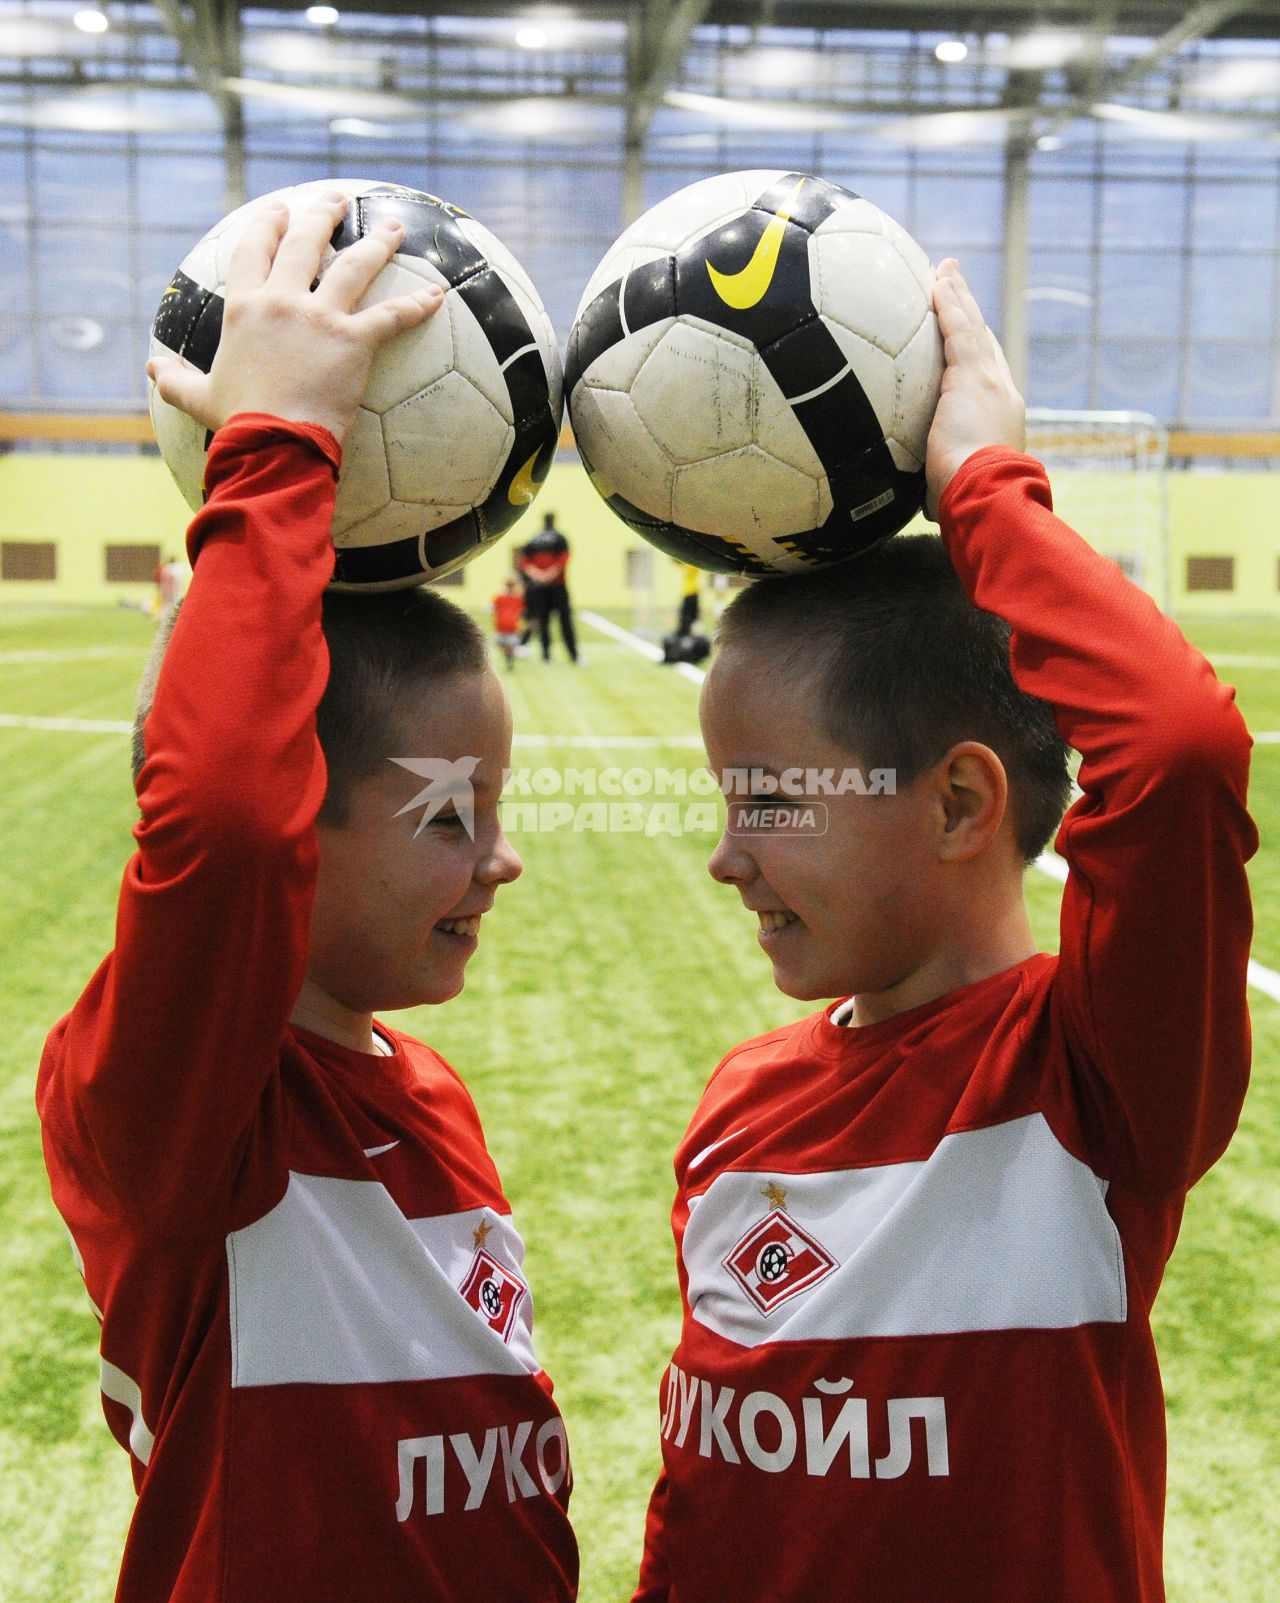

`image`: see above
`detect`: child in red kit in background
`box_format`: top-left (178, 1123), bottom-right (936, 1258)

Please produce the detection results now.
top-left (633, 260), bottom-right (1256, 1603)
top-left (37, 192), bottom-right (577, 1603)
top-left (493, 575), bottom-right (525, 669)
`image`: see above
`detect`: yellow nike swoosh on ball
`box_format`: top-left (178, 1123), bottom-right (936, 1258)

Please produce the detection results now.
top-left (507, 449), bottom-right (542, 506)
top-left (706, 177), bottom-right (807, 311)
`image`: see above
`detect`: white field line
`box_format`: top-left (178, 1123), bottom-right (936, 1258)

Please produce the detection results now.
top-left (0, 646), bottom-right (144, 664)
top-left (1210, 655), bottom-right (1280, 669)
top-left (1248, 960), bottom-right (1280, 1005)
top-left (0, 713), bottom-right (704, 747)
top-left (580, 609), bottom-right (708, 689)
top-left (513, 733), bottom-right (704, 747)
top-left (0, 713), bottom-right (132, 733)
top-left (583, 611), bottom-right (1280, 1007)
top-left (1253, 732), bottom-right (1280, 743)
top-left (1034, 851), bottom-right (1069, 884)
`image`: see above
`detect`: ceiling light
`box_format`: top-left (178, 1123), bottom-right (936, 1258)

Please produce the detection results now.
top-left (663, 89), bottom-right (851, 132)
top-left (731, 47), bottom-right (814, 90)
top-left (0, 89), bottom-right (220, 133)
top-left (305, 6), bottom-right (339, 25)
top-left (1194, 59), bottom-right (1280, 102)
top-left (223, 77), bottom-right (425, 120)
top-left (1001, 31), bottom-right (1085, 71)
top-left (72, 8), bottom-right (109, 32)
top-left (464, 96), bottom-right (611, 139)
top-left (1026, 287), bottom-right (1091, 307)
top-left (935, 40), bottom-right (968, 65)
top-left (872, 108), bottom-right (1021, 148)
top-left (330, 117), bottom-right (389, 137)
top-left (516, 26), bottom-right (548, 50)
top-left (246, 32), bottom-right (374, 77)
top-left (1036, 134), bottom-right (1065, 152)
top-left (1092, 102), bottom-right (1266, 142)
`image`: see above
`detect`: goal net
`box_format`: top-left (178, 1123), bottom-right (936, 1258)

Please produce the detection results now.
top-left (1025, 410), bottom-right (1171, 612)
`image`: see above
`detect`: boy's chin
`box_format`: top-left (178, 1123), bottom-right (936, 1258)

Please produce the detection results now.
top-left (365, 968), bottom-right (468, 1013)
top-left (403, 971), bottom-right (467, 1009)
top-left (768, 962), bottom-right (838, 1004)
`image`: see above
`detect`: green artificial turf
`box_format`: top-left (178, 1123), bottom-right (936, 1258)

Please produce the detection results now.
top-left (0, 601), bottom-right (1275, 1602)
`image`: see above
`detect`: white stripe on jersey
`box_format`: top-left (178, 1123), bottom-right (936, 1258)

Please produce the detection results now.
top-left (683, 1113), bottom-right (1127, 1347)
top-left (100, 1358), bottom-right (155, 1465)
top-left (226, 1174), bottom-right (538, 1386)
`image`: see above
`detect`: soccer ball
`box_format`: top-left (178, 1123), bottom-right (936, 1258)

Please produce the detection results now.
top-left (564, 170), bottom-right (943, 575)
top-left (149, 178), bottom-right (563, 590)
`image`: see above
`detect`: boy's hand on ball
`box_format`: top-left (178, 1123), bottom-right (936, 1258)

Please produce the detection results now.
top-left (924, 259), bottom-right (1025, 519)
top-left (146, 191), bottom-right (444, 446)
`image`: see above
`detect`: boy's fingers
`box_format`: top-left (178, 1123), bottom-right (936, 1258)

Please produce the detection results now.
top-left (943, 264), bottom-right (989, 339)
top-left (147, 352), bottom-right (209, 422)
top-left (988, 326), bottom-right (1016, 383)
top-left (312, 219), bottom-right (408, 312)
top-left (225, 202), bottom-right (288, 299)
top-left (351, 287), bottom-right (445, 347)
top-left (268, 191), bottom-right (350, 291)
top-left (933, 273), bottom-right (983, 364)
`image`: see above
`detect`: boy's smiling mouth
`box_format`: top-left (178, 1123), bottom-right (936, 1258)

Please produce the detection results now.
top-left (436, 915), bottom-right (481, 939)
top-left (757, 909), bottom-right (799, 933)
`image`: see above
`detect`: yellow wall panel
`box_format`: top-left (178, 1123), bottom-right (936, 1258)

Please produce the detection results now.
top-left (1, 450), bottom-right (1277, 618)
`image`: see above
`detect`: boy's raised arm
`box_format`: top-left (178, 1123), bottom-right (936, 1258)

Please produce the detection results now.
top-left (928, 260), bottom-right (1257, 1192)
top-left (40, 195), bottom-right (441, 1227)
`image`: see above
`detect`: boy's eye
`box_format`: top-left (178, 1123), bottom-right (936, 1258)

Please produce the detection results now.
top-left (427, 810), bottom-right (468, 830)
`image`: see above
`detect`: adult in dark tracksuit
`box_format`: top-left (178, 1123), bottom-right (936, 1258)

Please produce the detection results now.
top-left (518, 513), bottom-right (579, 663)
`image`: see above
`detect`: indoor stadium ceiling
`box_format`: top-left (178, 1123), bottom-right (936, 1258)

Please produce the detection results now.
top-left (2, 0), bottom-right (1278, 176)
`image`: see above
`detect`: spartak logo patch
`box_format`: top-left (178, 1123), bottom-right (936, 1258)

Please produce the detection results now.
top-left (458, 1218), bottom-right (528, 1342)
top-left (724, 1181), bottom-right (838, 1315)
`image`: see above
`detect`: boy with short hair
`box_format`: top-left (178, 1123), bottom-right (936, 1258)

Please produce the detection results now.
top-left (38, 192), bottom-right (577, 1603)
top-left (633, 260), bottom-right (1256, 1603)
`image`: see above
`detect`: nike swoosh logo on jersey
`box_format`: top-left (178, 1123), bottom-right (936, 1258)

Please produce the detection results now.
top-left (687, 1127), bottom-right (749, 1173)
top-left (363, 1140), bottom-right (401, 1158)
top-left (706, 177), bottom-right (806, 311)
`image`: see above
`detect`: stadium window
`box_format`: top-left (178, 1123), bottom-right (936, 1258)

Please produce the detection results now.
top-left (1185, 556), bottom-right (1235, 593)
top-left (105, 544), bottom-right (161, 584)
top-left (1, 541), bottom-right (57, 581)
top-left (626, 548), bottom-right (654, 589)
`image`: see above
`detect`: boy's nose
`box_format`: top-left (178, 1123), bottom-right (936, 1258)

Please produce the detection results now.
top-left (482, 827), bottom-right (523, 886)
top-left (708, 827), bottom-right (755, 886)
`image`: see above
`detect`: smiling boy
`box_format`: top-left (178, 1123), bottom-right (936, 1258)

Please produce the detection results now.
top-left (633, 261), bottom-right (1256, 1602)
top-left (37, 193), bottom-right (576, 1603)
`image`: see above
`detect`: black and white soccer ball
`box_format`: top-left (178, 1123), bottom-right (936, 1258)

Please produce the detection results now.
top-left (565, 170), bottom-right (943, 575)
top-left (149, 178), bottom-right (563, 591)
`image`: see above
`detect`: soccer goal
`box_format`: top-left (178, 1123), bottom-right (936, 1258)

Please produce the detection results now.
top-left (1025, 410), bottom-right (1172, 613)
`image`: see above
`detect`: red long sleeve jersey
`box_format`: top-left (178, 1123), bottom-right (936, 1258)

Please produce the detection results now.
top-left (36, 419), bottom-right (577, 1603)
top-left (635, 450), bottom-right (1256, 1603)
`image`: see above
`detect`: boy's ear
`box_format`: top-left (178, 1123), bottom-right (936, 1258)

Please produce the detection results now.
top-left (933, 742), bottom-right (1009, 861)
